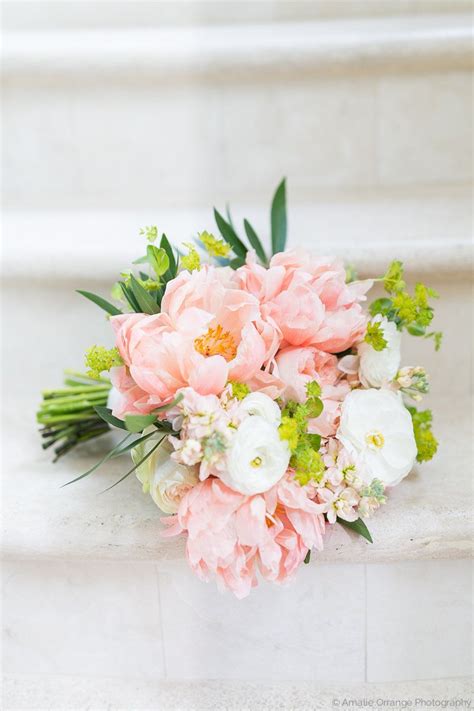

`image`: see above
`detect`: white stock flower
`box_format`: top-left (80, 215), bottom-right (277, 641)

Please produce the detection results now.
top-left (337, 388), bottom-right (417, 487)
top-left (358, 317), bottom-right (401, 388)
top-left (132, 429), bottom-right (199, 513)
top-left (239, 392), bottom-right (282, 427)
top-left (219, 416), bottom-right (290, 495)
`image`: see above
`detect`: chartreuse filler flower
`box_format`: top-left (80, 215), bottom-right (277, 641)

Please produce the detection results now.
top-left (37, 180), bottom-right (440, 598)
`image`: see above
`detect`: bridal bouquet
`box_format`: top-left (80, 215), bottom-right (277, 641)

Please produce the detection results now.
top-left (37, 181), bottom-right (440, 598)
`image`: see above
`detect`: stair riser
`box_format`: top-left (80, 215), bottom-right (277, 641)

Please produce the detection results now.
top-left (2, 559), bottom-right (471, 684)
top-left (3, 70), bottom-right (471, 208)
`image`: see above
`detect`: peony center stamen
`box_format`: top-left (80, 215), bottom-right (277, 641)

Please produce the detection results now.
top-left (250, 456), bottom-right (263, 468)
top-left (365, 430), bottom-right (385, 449)
top-left (194, 324), bottom-right (237, 362)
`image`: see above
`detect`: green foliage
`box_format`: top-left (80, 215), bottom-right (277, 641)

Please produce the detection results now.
top-left (77, 290), bottom-right (122, 316)
top-left (364, 321), bottom-right (388, 351)
top-left (124, 413), bottom-right (157, 433)
top-left (370, 261), bottom-right (441, 349)
top-left (147, 245), bottom-right (170, 277)
top-left (214, 208), bottom-right (248, 259)
top-left (270, 178), bottom-right (287, 255)
top-left (407, 406), bottom-right (439, 463)
top-left (337, 517), bottom-right (373, 543)
top-left (243, 219), bottom-right (268, 265)
top-left (85, 346), bottom-right (122, 379)
top-left (129, 275), bottom-right (161, 314)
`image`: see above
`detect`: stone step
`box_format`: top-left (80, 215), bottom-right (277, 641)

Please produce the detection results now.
top-left (2, 194), bottom-right (472, 282)
top-left (3, 673), bottom-right (472, 710)
top-left (2, 14), bottom-right (472, 209)
top-left (2, 389), bottom-right (471, 565)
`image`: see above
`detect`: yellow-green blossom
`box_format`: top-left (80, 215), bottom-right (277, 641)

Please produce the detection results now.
top-left (139, 225), bottom-right (158, 243)
top-left (180, 243), bottom-right (201, 272)
top-left (85, 346), bottom-right (123, 379)
top-left (199, 231), bottom-right (230, 258)
top-left (229, 381), bottom-right (251, 401)
top-left (279, 416), bottom-right (299, 452)
top-left (364, 321), bottom-right (388, 351)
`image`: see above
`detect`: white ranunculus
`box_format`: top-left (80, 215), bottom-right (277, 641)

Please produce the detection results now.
top-left (106, 386), bottom-right (121, 414)
top-left (358, 317), bottom-right (401, 388)
top-left (337, 388), bottom-right (417, 487)
top-left (132, 429), bottom-right (199, 513)
top-left (219, 416), bottom-right (290, 495)
top-left (239, 392), bottom-right (282, 427)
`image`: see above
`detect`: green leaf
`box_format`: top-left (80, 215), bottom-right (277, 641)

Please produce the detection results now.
top-left (270, 178), bottom-right (287, 255)
top-left (160, 234), bottom-right (177, 277)
top-left (229, 256), bottom-right (246, 269)
top-left (129, 275), bottom-right (160, 314)
top-left (214, 208), bottom-right (248, 259)
top-left (132, 254), bottom-right (149, 264)
top-left (101, 435), bottom-right (166, 492)
top-left (118, 282), bottom-right (141, 312)
top-left (61, 432), bottom-right (133, 487)
top-left (369, 297), bottom-right (393, 318)
top-left (303, 550), bottom-right (311, 564)
top-left (94, 406), bottom-right (127, 430)
top-left (243, 219), bottom-right (268, 264)
top-left (152, 393), bottom-right (183, 414)
top-left (337, 517), bottom-right (373, 543)
top-left (124, 413), bottom-right (157, 433)
top-left (407, 323), bottom-right (426, 337)
top-left (147, 245), bottom-right (170, 277)
top-left (77, 290), bottom-right (122, 316)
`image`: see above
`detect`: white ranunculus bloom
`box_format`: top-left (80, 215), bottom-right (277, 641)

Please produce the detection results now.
top-left (239, 392), bottom-right (282, 427)
top-left (337, 388), bottom-right (417, 487)
top-left (132, 429), bottom-right (199, 513)
top-left (358, 317), bottom-right (401, 388)
top-left (220, 416), bottom-right (290, 495)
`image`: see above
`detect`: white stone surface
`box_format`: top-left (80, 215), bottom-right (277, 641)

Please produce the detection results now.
top-left (4, 15), bottom-right (472, 82)
top-left (2, 560), bottom-right (165, 679)
top-left (367, 560), bottom-right (473, 682)
top-left (2, 15), bottom-right (472, 210)
top-left (158, 561), bottom-right (365, 682)
top-left (2, 673), bottom-right (473, 710)
top-left (2, 197), bottom-right (472, 282)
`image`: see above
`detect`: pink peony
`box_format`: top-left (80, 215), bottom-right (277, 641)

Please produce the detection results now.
top-left (162, 475), bottom-right (326, 598)
top-left (238, 248), bottom-right (372, 353)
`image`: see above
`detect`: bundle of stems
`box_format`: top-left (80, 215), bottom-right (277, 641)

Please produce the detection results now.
top-left (37, 371), bottom-right (112, 461)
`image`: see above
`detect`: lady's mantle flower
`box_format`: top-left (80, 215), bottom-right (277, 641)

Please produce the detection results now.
top-left (220, 415), bottom-right (290, 495)
top-left (337, 388), bottom-right (417, 487)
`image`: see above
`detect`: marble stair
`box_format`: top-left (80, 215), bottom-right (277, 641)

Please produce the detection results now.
top-left (1, 1), bottom-right (472, 708)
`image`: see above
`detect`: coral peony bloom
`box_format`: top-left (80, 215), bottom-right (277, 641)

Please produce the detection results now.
top-left (110, 274), bottom-right (272, 410)
top-left (162, 476), bottom-right (326, 598)
top-left (263, 249), bottom-right (371, 353)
